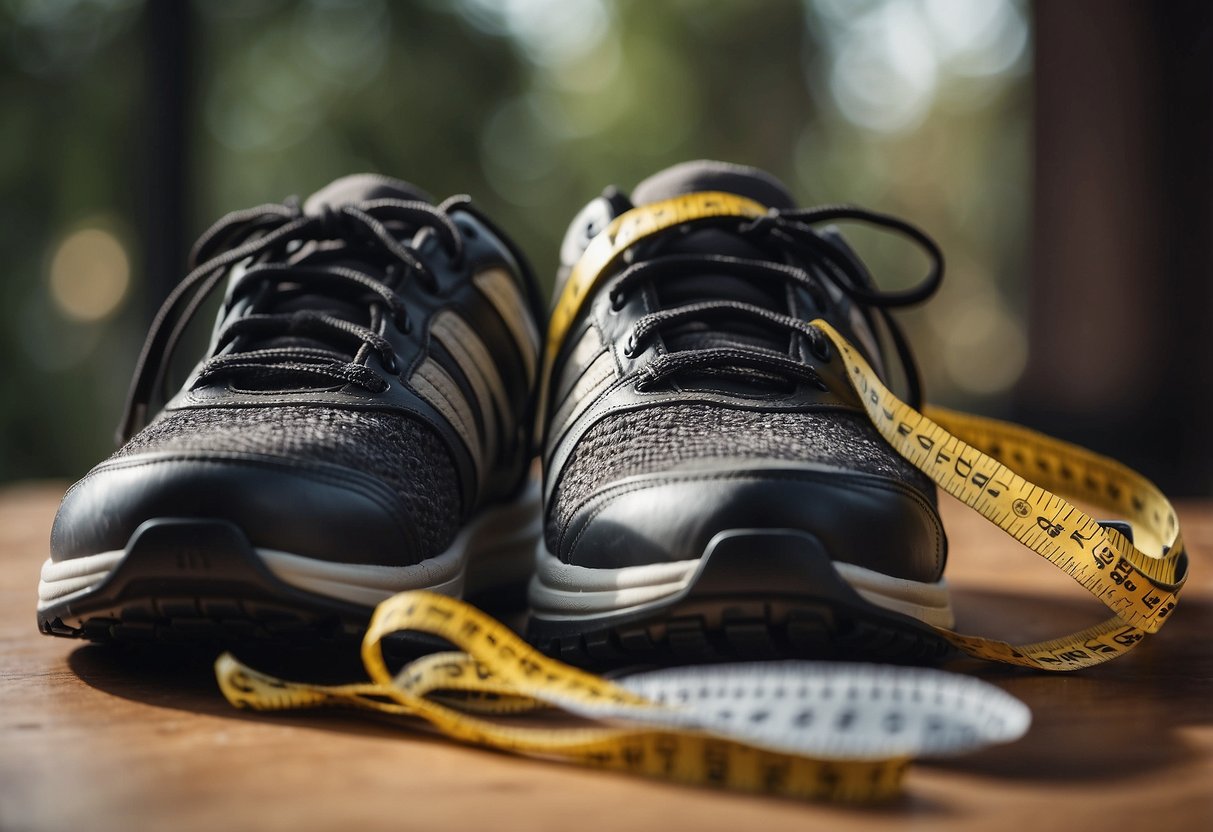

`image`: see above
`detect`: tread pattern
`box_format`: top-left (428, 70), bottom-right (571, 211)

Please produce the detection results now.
top-left (39, 596), bottom-right (364, 646)
top-left (37, 596), bottom-right (460, 665)
top-left (528, 599), bottom-right (953, 671)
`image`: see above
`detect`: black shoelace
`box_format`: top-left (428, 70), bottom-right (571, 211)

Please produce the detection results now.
top-left (606, 205), bottom-right (944, 405)
top-left (117, 195), bottom-right (469, 442)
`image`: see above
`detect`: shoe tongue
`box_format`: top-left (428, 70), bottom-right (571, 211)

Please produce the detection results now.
top-left (631, 160), bottom-right (797, 210)
top-left (629, 162), bottom-right (799, 384)
top-left (303, 173), bottom-right (434, 213)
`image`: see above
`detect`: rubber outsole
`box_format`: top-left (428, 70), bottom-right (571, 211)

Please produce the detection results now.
top-left (37, 518), bottom-right (475, 659)
top-left (525, 529), bottom-right (954, 671)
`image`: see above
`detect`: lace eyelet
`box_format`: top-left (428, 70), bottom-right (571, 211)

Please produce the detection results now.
top-left (811, 340), bottom-right (832, 362)
top-left (609, 290), bottom-right (626, 313)
top-left (623, 335), bottom-right (638, 359)
top-left (383, 354), bottom-right (400, 374)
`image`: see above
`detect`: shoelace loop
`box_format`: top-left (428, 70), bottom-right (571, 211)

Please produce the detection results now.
top-left (118, 197), bottom-right (465, 443)
top-left (610, 205), bottom-right (944, 403)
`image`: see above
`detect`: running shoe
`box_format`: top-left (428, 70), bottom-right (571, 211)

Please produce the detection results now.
top-left (529, 160), bottom-right (954, 668)
top-left (39, 174), bottom-right (544, 646)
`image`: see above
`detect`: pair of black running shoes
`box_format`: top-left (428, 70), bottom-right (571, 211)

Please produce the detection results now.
top-left (38, 160), bottom-right (955, 669)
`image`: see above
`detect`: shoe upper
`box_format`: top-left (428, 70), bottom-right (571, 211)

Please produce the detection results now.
top-left (52, 174), bottom-right (543, 567)
top-left (543, 160), bottom-right (948, 582)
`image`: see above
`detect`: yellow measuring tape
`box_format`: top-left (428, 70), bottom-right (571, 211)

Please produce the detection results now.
top-left (217, 591), bottom-right (1029, 803)
top-left (828, 325), bottom-right (1184, 667)
top-left (215, 192), bottom-right (1186, 803)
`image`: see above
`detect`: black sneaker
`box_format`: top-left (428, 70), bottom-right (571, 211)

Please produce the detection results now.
top-left (38, 174), bottom-right (544, 647)
top-left (528, 160), bottom-right (954, 668)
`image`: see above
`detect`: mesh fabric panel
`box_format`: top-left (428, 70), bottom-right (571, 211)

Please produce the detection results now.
top-left (548, 404), bottom-right (933, 549)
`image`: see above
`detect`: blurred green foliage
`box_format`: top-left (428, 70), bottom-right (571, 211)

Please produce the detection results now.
top-left (0, 0), bottom-right (1030, 483)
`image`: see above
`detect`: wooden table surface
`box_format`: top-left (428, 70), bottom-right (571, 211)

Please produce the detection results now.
top-left (1, 481), bottom-right (1210, 832)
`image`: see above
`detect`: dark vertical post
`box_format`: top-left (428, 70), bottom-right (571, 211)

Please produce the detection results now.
top-left (140, 0), bottom-right (192, 316)
top-left (1024, 0), bottom-right (1213, 496)
top-left (1151, 4), bottom-right (1213, 497)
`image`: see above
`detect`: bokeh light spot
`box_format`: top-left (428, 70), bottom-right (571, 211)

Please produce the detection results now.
top-left (48, 227), bottom-right (130, 322)
top-left (937, 293), bottom-right (1028, 395)
top-left (455, 0), bottom-right (610, 67)
top-left (810, 0), bottom-right (1027, 134)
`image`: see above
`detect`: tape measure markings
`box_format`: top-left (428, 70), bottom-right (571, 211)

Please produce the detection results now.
top-left (216, 591), bottom-right (1030, 803)
top-left (828, 320), bottom-right (1184, 667)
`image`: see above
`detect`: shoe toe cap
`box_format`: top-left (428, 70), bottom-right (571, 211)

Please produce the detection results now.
top-left (551, 460), bottom-right (946, 583)
top-left (51, 451), bottom-right (425, 566)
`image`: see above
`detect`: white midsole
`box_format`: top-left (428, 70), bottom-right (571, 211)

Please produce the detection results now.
top-left (37, 475), bottom-right (542, 611)
top-left (527, 539), bottom-right (954, 629)
top-left (38, 551), bottom-right (125, 605)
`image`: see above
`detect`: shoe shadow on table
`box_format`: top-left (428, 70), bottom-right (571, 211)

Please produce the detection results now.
top-left (64, 586), bottom-right (532, 721)
top-left (62, 588), bottom-right (533, 739)
top-left (65, 638), bottom-right (424, 739)
top-left (926, 586), bottom-right (1212, 784)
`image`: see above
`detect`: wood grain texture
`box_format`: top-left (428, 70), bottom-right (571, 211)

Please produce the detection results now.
top-left (2, 482), bottom-right (1210, 832)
